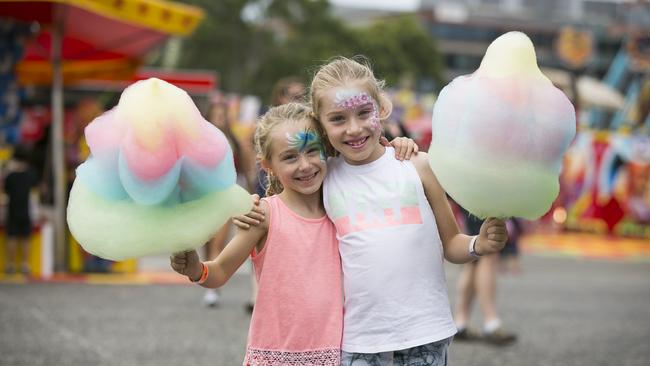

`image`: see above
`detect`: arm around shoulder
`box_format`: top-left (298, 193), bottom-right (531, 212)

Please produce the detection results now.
top-left (202, 200), bottom-right (270, 288)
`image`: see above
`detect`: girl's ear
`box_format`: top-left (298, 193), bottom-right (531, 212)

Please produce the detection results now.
top-left (260, 158), bottom-right (272, 174)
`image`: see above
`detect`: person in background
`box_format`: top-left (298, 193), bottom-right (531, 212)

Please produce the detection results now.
top-left (255, 77), bottom-right (307, 198)
top-left (270, 77), bottom-right (307, 108)
top-left (3, 144), bottom-right (37, 275)
top-left (454, 207), bottom-right (517, 345)
top-left (500, 218), bottom-right (523, 274)
top-left (202, 97), bottom-right (256, 308)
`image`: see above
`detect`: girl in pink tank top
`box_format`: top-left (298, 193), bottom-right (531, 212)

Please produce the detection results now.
top-left (170, 103), bottom-right (343, 365)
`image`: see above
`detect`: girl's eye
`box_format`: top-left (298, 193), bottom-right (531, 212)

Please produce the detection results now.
top-left (329, 115), bottom-right (345, 123)
top-left (282, 155), bottom-right (297, 161)
top-left (359, 109), bottom-right (372, 117)
top-left (307, 147), bottom-right (321, 155)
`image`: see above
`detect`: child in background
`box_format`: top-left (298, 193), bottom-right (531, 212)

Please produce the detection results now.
top-left (202, 99), bottom-right (256, 308)
top-left (171, 103), bottom-right (343, 365)
top-left (309, 57), bottom-right (509, 365)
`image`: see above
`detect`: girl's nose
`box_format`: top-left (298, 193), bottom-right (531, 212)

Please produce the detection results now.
top-left (297, 155), bottom-right (311, 170)
top-left (346, 118), bottom-right (362, 135)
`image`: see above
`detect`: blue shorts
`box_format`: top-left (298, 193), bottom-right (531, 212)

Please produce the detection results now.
top-left (340, 338), bottom-right (452, 366)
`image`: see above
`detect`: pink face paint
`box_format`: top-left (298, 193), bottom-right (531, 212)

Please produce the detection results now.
top-left (333, 90), bottom-right (380, 131)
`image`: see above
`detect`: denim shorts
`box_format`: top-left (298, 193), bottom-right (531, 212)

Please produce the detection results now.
top-left (340, 337), bottom-right (452, 366)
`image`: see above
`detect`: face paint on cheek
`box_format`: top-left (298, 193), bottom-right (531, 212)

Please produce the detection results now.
top-left (285, 130), bottom-right (327, 161)
top-left (369, 102), bottom-right (380, 132)
top-left (334, 90), bottom-right (381, 132)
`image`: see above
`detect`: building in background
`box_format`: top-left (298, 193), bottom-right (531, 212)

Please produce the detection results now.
top-left (418, 0), bottom-right (649, 79)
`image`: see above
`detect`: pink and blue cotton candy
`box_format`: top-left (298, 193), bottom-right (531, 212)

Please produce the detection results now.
top-left (428, 32), bottom-right (576, 220)
top-left (67, 78), bottom-right (252, 260)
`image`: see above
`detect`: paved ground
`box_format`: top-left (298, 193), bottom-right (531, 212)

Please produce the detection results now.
top-left (1, 253), bottom-right (649, 366)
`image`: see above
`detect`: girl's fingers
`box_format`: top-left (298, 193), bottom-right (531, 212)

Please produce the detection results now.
top-left (171, 258), bottom-right (186, 266)
top-left (241, 216), bottom-right (261, 225)
top-left (232, 218), bottom-right (251, 229)
top-left (234, 214), bottom-right (256, 223)
top-left (488, 233), bottom-right (508, 243)
top-left (397, 138), bottom-right (406, 160)
top-left (247, 211), bottom-right (265, 221)
top-left (404, 143), bottom-right (412, 159)
top-left (487, 226), bottom-right (507, 235)
top-left (484, 217), bottom-right (497, 226)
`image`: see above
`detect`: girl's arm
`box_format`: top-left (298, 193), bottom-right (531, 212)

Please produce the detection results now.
top-left (411, 153), bottom-right (507, 263)
top-left (381, 136), bottom-right (419, 161)
top-left (171, 200), bottom-right (270, 287)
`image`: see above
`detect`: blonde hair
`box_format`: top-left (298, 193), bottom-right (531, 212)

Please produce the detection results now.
top-left (310, 56), bottom-right (393, 122)
top-left (254, 102), bottom-right (315, 196)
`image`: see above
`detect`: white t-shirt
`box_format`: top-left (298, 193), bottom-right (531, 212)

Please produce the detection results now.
top-left (323, 147), bottom-right (457, 353)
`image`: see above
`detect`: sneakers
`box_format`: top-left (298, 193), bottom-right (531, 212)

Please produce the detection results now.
top-left (455, 327), bottom-right (482, 342)
top-left (203, 289), bottom-right (221, 307)
top-left (482, 326), bottom-right (517, 346)
top-left (456, 326), bottom-right (517, 345)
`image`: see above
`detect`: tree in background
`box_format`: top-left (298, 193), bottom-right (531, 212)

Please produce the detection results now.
top-left (175, 0), bottom-right (443, 101)
top-left (356, 15), bottom-right (444, 92)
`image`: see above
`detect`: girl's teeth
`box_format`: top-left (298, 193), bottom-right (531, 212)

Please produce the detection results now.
top-left (349, 138), bottom-right (365, 147)
top-left (298, 173), bottom-right (316, 181)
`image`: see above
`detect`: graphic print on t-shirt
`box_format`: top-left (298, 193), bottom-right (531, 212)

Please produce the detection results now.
top-left (327, 179), bottom-right (422, 236)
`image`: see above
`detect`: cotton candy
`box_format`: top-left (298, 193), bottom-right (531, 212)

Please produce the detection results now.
top-left (428, 32), bottom-right (576, 219)
top-left (67, 78), bottom-right (252, 260)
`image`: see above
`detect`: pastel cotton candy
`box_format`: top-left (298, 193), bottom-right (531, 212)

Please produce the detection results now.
top-left (67, 78), bottom-right (252, 260)
top-left (428, 32), bottom-right (576, 219)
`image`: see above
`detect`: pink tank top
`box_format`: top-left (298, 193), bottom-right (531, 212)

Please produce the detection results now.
top-left (244, 195), bottom-right (343, 366)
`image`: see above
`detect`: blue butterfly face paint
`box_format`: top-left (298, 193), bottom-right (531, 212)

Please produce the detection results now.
top-left (285, 130), bottom-right (326, 161)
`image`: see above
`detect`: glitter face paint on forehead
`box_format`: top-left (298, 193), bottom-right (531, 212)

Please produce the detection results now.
top-left (333, 89), bottom-right (380, 131)
top-left (285, 129), bottom-right (326, 160)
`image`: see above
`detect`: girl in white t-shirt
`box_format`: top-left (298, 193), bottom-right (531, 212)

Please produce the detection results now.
top-left (309, 57), bottom-right (508, 366)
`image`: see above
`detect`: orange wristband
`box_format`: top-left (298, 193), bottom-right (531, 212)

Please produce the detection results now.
top-left (191, 262), bottom-right (209, 285)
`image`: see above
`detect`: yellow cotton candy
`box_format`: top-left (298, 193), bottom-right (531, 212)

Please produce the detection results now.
top-left (476, 31), bottom-right (547, 80)
top-left (116, 78), bottom-right (201, 150)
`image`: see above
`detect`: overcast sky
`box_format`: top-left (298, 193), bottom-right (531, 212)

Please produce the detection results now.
top-left (329, 0), bottom-right (420, 11)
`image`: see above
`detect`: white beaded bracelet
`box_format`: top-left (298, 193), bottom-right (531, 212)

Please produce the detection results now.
top-left (469, 235), bottom-right (482, 258)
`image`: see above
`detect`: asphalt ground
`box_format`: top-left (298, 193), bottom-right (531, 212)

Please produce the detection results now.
top-left (1, 254), bottom-right (649, 366)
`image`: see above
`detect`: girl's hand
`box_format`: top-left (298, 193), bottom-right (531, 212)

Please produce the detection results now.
top-left (170, 250), bottom-right (202, 280)
top-left (476, 218), bottom-right (508, 255)
top-left (381, 136), bottom-right (419, 161)
top-left (233, 194), bottom-right (265, 230)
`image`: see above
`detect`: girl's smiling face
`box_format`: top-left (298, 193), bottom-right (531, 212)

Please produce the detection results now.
top-left (318, 84), bottom-right (384, 165)
top-left (263, 119), bottom-right (327, 196)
